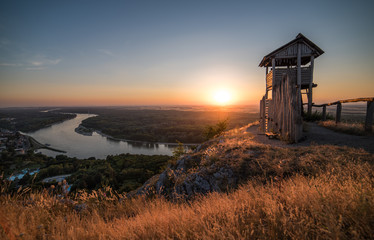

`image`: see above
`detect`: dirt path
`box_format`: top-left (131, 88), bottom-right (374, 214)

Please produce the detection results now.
top-left (246, 123), bottom-right (374, 153)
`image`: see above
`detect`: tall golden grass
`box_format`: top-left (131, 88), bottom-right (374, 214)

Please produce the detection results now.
top-left (319, 120), bottom-right (373, 136)
top-left (1, 140), bottom-right (373, 239)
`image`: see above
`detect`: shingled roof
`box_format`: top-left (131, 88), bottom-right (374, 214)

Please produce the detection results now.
top-left (259, 33), bottom-right (324, 67)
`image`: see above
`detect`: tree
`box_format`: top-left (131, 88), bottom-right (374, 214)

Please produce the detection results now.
top-left (203, 119), bottom-right (228, 140)
top-left (172, 141), bottom-right (185, 160)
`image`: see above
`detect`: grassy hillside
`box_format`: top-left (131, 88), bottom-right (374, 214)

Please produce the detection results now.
top-left (1, 126), bottom-right (373, 239)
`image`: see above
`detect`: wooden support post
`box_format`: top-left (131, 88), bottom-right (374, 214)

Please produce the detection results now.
top-left (322, 105), bottom-right (327, 121)
top-left (272, 58), bottom-right (275, 100)
top-left (297, 43), bottom-right (301, 87)
top-left (336, 102), bottom-right (342, 123)
top-left (271, 58), bottom-right (275, 92)
top-left (365, 101), bottom-right (373, 132)
top-left (297, 43), bottom-right (302, 115)
top-left (307, 55), bottom-right (314, 115)
top-left (260, 96), bottom-right (265, 131)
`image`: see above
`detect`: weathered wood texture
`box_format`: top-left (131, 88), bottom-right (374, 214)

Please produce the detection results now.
top-left (322, 105), bottom-right (327, 121)
top-left (267, 99), bottom-right (273, 132)
top-left (311, 97), bottom-right (374, 133)
top-left (259, 96), bottom-right (265, 131)
top-left (275, 42), bottom-right (314, 58)
top-left (336, 102), bottom-right (342, 123)
top-left (312, 97), bottom-right (374, 107)
top-left (266, 71), bottom-right (273, 90)
top-left (365, 101), bottom-right (373, 132)
top-left (259, 33), bottom-right (324, 67)
top-left (269, 70), bottom-right (303, 143)
top-left (266, 67), bottom-right (312, 90)
top-left (307, 56), bottom-right (314, 115)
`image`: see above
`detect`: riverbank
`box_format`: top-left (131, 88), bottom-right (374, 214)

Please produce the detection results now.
top-left (25, 113), bottom-right (177, 158)
top-left (74, 124), bottom-right (93, 136)
top-left (94, 129), bottom-right (199, 146)
top-left (27, 135), bottom-right (66, 153)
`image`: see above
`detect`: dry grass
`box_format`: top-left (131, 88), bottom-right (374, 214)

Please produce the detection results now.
top-left (319, 120), bottom-right (373, 136)
top-left (1, 167), bottom-right (373, 239)
top-left (1, 134), bottom-right (374, 239)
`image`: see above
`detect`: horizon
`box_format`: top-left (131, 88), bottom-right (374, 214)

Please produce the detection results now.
top-left (0, 104), bottom-right (260, 112)
top-left (1, 0), bottom-right (374, 107)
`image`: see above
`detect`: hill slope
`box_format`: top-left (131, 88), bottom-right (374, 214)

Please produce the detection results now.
top-left (1, 124), bottom-right (373, 239)
top-left (133, 124), bottom-right (373, 200)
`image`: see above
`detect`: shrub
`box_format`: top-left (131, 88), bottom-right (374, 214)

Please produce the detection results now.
top-left (203, 119), bottom-right (228, 140)
top-left (303, 110), bottom-right (334, 122)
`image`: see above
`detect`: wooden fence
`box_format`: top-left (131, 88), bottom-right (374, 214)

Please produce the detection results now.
top-left (260, 71), bottom-right (303, 143)
top-left (310, 97), bottom-right (374, 132)
top-left (271, 73), bottom-right (303, 142)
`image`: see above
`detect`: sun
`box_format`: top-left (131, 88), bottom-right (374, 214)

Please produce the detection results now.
top-left (213, 89), bottom-right (231, 105)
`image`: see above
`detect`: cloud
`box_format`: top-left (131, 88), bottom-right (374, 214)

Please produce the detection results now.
top-left (27, 57), bottom-right (61, 70)
top-left (0, 63), bottom-right (21, 66)
top-left (31, 58), bottom-right (61, 66)
top-left (98, 49), bottom-right (114, 56)
top-left (26, 67), bottom-right (45, 71)
top-left (0, 55), bottom-right (61, 70)
top-left (31, 61), bottom-right (43, 66)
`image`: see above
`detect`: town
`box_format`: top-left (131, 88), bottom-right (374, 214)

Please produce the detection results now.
top-left (0, 128), bottom-right (31, 156)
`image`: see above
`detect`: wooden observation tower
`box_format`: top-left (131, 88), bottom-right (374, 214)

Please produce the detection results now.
top-left (259, 33), bottom-right (324, 142)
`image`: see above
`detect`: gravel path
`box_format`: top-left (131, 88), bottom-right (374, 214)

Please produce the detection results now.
top-left (246, 123), bottom-right (374, 154)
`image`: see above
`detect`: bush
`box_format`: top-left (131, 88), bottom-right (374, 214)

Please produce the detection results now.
top-left (303, 110), bottom-right (334, 122)
top-left (172, 141), bottom-right (186, 160)
top-left (203, 119), bottom-right (228, 140)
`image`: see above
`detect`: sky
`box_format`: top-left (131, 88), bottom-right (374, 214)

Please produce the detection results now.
top-left (0, 0), bottom-right (373, 107)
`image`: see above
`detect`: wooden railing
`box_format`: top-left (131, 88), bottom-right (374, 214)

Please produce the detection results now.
top-left (308, 97), bottom-right (374, 132)
top-left (266, 67), bottom-right (312, 90)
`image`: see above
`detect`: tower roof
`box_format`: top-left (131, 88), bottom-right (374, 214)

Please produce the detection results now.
top-left (259, 33), bottom-right (324, 67)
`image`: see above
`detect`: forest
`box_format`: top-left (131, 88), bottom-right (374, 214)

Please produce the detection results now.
top-left (61, 107), bottom-right (258, 143)
top-left (0, 108), bottom-right (76, 132)
top-left (1, 151), bottom-right (173, 194)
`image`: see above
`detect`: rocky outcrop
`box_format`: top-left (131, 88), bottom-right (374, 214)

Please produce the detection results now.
top-left (133, 126), bottom-right (262, 200)
top-left (134, 152), bottom-right (238, 199)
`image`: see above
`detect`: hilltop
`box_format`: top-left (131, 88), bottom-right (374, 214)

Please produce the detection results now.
top-left (1, 124), bottom-right (373, 239)
top-left (133, 122), bottom-right (374, 199)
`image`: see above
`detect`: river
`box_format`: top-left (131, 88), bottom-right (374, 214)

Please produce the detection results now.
top-left (26, 114), bottom-right (176, 159)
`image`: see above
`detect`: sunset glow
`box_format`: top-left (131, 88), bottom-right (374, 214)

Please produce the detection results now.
top-left (0, 1), bottom-right (373, 107)
top-left (213, 90), bottom-right (231, 105)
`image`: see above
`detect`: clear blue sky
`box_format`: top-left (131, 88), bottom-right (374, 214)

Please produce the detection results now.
top-left (1, 0), bottom-right (373, 106)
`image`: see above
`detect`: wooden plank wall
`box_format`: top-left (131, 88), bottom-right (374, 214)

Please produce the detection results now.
top-left (266, 67), bottom-right (311, 89)
top-left (270, 70), bottom-right (303, 142)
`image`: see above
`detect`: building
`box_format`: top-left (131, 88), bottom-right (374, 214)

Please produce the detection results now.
top-left (259, 34), bottom-right (324, 142)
